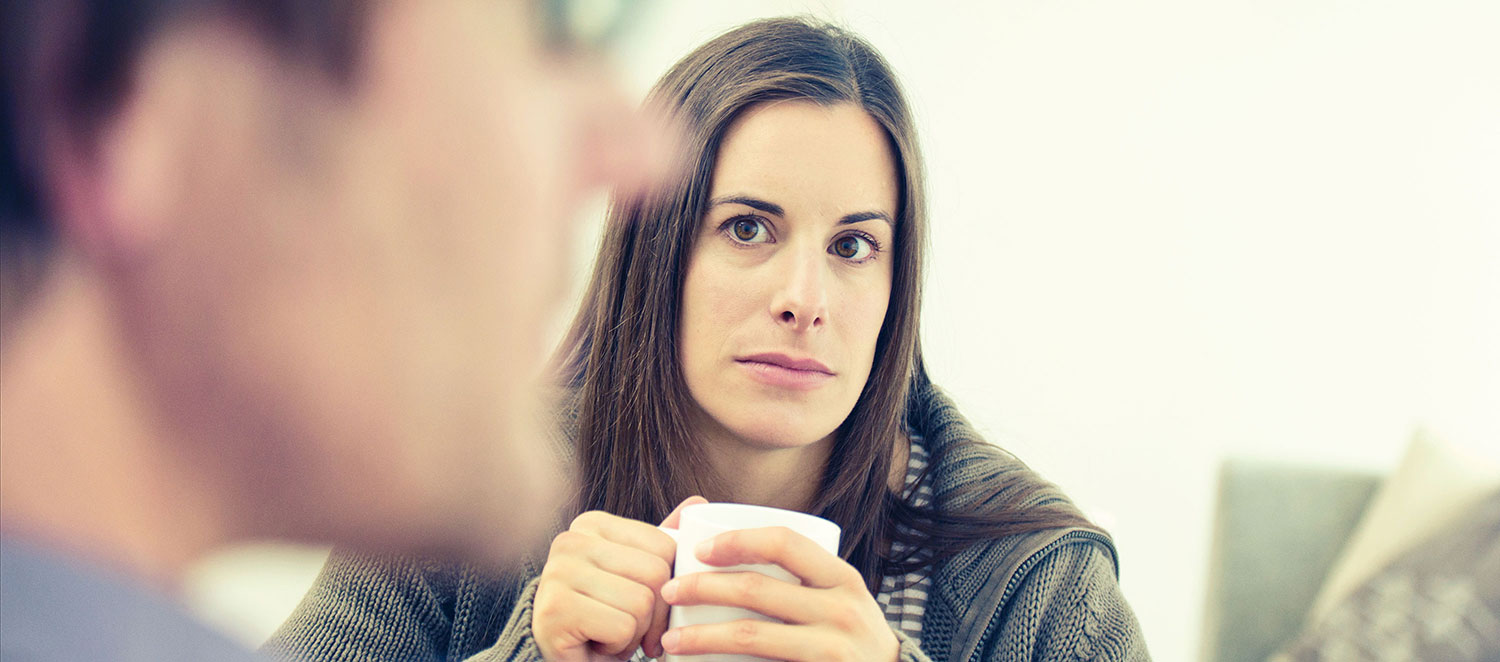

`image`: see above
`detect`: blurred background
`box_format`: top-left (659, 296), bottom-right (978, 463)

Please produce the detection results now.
top-left (183, 1), bottom-right (1500, 660)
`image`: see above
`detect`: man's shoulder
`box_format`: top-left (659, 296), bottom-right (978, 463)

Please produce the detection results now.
top-left (1, 540), bottom-right (262, 661)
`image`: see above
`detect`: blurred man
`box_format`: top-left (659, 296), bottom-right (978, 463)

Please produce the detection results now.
top-left (0, 0), bottom-right (656, 658)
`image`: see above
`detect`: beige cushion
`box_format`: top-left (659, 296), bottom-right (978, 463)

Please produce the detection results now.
top-left (1307, 428), bottom-right (1500, 623)
top-left (1271, 489), bottom-right (1500, 662)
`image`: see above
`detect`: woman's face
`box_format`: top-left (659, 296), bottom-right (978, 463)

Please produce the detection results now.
top-left (680, 100), bottom-right (899, 450)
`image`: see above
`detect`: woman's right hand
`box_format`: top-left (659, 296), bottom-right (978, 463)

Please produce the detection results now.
top-left (534, 496), bottom-right (707, 661)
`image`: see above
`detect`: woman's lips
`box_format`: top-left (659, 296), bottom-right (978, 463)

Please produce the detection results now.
top-left (735, 353), bottom-right (835, 390)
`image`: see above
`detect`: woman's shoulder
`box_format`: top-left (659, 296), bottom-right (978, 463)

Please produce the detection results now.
top-left (907, 381), bottom-right (1146, 659)
top-left (926, 525), bottom-right (1143, 660)
top-left (906, 382), bottom-right (1076, 513)
top-left (988, 535), bottom-right (1148, 661)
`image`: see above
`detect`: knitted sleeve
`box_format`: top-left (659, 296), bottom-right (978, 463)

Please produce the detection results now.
top-left (262, 551), bottom-right (456, 661)
top-left (461, 575), bottom-right (544, 661)
top-left (989, 542), bottom-right (1150, 662)
top-left (263, 550), bottom-right (548, 662)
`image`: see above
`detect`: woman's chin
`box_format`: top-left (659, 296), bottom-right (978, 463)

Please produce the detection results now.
top-left (722, 418), bottom-right (840, 451)
top-left (691, 391), bottom-right (855, 452)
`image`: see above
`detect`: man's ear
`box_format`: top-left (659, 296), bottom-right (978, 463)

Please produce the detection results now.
top-left (46, 21), bottom-right (293, 266)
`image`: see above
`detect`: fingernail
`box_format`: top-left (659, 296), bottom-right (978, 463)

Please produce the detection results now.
top-left (661, 579), bottom-right (679, 602)
top-left (661, 629), bottom-right (680, 653)
top-left (695, 538), bottom-right (713, 560)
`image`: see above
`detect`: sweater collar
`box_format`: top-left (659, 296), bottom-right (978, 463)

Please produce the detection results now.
top-left (903, 381), bottom-right (1118, 660)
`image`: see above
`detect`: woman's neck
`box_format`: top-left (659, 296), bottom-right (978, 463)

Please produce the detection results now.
top-left (686, 414), bottom-right (915, 513)
top-left (691, 420), bottom-right (833, 513)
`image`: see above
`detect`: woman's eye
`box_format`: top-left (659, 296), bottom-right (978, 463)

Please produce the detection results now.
top-left (728, 217), bottom-right (771, 244)
top-left (830, 234), bottom-right (874, 260)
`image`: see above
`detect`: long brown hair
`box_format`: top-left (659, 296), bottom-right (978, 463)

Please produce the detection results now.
top-left (559, 17), bottom-right (1096, 591)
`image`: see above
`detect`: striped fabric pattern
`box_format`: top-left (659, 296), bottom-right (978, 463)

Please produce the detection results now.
top-left (877, 433), bottom-right (933, 646)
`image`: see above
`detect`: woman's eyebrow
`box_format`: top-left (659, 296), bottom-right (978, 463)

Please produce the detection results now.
top-left (839, 211), bottom-right (893, 226)
top-left (709, 195), bottom-right (784, 216)
top-left (710, 195), bottom-right (892, 227)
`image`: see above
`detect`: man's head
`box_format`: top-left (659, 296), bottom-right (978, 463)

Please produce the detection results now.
top-left (1, 0), bottom-right (650, 561)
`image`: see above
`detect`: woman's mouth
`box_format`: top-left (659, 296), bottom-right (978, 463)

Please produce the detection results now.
top-left (734, 353), bottom-right (835, 390)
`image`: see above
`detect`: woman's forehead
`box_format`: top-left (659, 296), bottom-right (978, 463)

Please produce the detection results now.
top-left (710, 100), bottom-right (899, 220)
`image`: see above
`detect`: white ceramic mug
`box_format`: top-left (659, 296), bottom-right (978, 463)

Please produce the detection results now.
top-left (658, 503), bottom-right (841, 662)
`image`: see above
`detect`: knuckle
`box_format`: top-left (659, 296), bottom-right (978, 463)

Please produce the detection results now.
top-left (549, 530), bottom-right (583, 556)
top-left (532, 596), bottom-right (562, 626)
top-left (736, 572), bottom-right (767, 602)
top-left (568, 512), bottom-right (591, 530)
top-left (628, 583), bottom-right (656, 617)
top-left (538, 561), bottom-right (559, 582)
top-left (829, 603), bottom-right (860, 631)
top-left (604, 612), bottom-right (635, 643)
top-left (840, 565), bottom-right (865, 587)
top-left (769, 527), bottom-right (794, 556)
top-left (645, 561), bottom-right (672, 588)
top-left (731, 620), bottom-right (760, 647)
top-left (570, 510), bottom-right (608, 531)
top-left (821, 641), bottom-right (852, 662)
top-left (542, 559), bottom-right (581, 586)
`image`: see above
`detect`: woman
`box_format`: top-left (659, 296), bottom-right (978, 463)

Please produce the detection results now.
top-left (268, 17), bottom-right (1148, 662)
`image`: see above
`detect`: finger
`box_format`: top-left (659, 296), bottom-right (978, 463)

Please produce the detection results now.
top-left (588, 639), bottom-right (638, 661)
top-left (640, 575), bottom-right (673, 659)
top-left (556, 532), bottom-right (672, 591)
top-left (564, 566), bottom-right (658, 657)
top-left (644, 496), bottom-right (706, 658)
top-left (645, 495), bottom-right (708, 657)
top-left (661, 570), bottom-right (826, 625)
top-left (662, 619), bottom-right (829, 661)
top-left (696, 527), bottom-right (856, 589)
top-left (533, 589), bottom-right (639, 662)
top-left (570, 511), bottom-right (677, 561)
top-left (659, 495), bottom-right (709, 529)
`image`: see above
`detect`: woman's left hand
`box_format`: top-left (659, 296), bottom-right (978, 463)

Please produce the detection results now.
top-left (657, 526), bottom-right (899, 662)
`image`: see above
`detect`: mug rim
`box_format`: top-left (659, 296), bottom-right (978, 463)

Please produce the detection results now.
top-left (679, 502), bottom-right (841, 545)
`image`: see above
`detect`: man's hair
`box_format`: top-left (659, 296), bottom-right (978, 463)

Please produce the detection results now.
top-left (1, 0), bottom-right (367, 244)
top-left (2, 7), bottom-right (43, 240)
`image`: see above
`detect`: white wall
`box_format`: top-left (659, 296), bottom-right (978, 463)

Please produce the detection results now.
top-left (853, 1), bottom-right (1498, 660)
top-left (186, 2), bottom-right (1499, 660)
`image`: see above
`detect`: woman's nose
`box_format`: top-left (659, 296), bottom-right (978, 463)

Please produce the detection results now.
top-left (770, 248), bottom-right (829, 332)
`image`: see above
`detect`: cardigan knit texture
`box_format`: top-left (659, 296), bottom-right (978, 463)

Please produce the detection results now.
top-left (266, 383), bottom-right (1150, 661)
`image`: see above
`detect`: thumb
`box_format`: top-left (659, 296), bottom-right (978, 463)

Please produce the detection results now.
top-left (659, 496), bottom-right (708, 529)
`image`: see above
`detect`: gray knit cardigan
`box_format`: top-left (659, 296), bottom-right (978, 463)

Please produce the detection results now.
top-left (266, 383), bottom-right (1150, 661)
